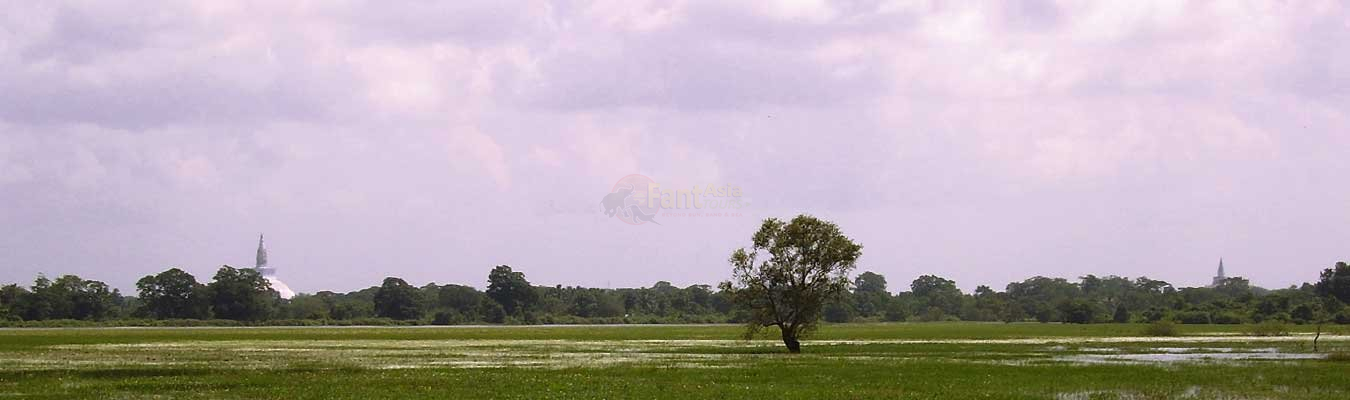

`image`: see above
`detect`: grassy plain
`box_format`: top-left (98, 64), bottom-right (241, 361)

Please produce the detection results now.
top-left (1, 323), bottom-right (1348, 399)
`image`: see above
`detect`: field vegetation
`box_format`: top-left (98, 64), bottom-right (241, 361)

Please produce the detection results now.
top-left (1, 323), bottom-right (1348, 399)
top-left (3, 261), bottom-right (1349, 329)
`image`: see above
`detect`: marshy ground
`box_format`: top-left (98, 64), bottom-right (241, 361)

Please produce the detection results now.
top-left (1, 323), bottom-right (1347, 399)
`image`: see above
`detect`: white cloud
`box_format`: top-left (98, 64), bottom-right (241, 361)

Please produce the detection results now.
top-left (753, 0), bottom-right (839, 24)
top-left (448, 127), bottom-right (511, 191)
top-left (1, 0), bottom-right (1348, 292)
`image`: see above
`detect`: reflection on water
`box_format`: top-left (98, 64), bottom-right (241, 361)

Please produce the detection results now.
top-left (1057, 347), bottom-right (1326, 364)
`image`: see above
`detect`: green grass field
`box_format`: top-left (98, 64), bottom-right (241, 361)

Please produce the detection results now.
top-left (1, 323), bottom-right (1348, 399)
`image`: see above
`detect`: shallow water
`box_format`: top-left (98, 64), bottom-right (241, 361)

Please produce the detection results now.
top-left (10, 335), bottom-right (1343, 371)
top-left (1057, 351), bottom-right (1325, 364)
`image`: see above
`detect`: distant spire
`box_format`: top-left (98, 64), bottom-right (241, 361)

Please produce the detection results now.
top-left (1210, 257), bottom-right (1227, 288)
top-left (256, 234), bottom-right (268, 269)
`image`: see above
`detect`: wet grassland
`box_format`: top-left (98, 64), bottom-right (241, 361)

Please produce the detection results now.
top-left (1, 323), bottom-right (1347, 399)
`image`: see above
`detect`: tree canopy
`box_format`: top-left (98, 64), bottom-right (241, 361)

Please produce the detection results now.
top-left (373, 277), bottom-right (423, 320)
top-left (3, 260), bottom-right (1348, 328)
top-left (486, 265), bottom-right (537, 316)
top-left (721, 215), bottom-right (862, 352)
top-left (136, 268), bottom-right (208, 319)
top-left (206, 266), bottom-right (276, 321)
top-left (1316, 262), bottom-right (1350, 304)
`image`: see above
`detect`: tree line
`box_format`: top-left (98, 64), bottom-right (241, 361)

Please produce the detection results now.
top-left (2, 262), bottom-right (1348, 326)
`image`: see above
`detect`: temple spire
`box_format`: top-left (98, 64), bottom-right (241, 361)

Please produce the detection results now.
top-left (256, 234), bottom-right (268, 269)
top-left (1210, 257), bottom-right (1227, 287)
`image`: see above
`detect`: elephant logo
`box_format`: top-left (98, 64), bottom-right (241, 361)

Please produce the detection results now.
top-left (601, 174), bottom-right (660, 225)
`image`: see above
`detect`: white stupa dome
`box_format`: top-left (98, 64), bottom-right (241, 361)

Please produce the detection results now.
top-left (254, 234), bottom-right (295, 299)
top-left (266, 276), bottom-right (296, 299)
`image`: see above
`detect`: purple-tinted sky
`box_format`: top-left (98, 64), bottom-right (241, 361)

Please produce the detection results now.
top-left (2, 1), bottom-right (1348, 294)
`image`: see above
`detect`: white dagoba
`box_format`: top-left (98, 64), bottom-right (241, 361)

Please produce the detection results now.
top-left (256, 235), bottom-right (295, 299)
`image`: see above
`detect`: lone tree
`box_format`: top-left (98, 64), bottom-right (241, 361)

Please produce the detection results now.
top-left (721, 215), bottom-right (862, 353)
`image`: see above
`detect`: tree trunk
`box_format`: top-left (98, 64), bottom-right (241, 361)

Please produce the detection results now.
top-left (781, 327), bottom-right (801, 353)
top-left (1314, 323), bottom-right (1322, 352)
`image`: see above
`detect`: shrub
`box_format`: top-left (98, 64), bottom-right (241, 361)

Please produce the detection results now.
top-left (1247, 320), bottom-right (1290, 336)
top-left (919, 307), bottom-right (945, 322)
top-left (1174, 311), bottom-right (1211, 324)
top-left (431, 310), bottom-right (462, 325)
top-left (1112, 306), bottom-right (1130, 323)
top-left (1211, 312), bottom-right (1244, 325)
top-left (823, 301), bottom-right (854, 323)
top-left (334, 317), bottom-right (406, 326)
top-left (1141, 308), bottom-right (1168, 323)
top-left (266, 319), bottom-right (325, 326)
top-left (1252, 312), bottom-right (1291, 323)
top-left (481, 302), bottom-right (507, 324)
top-left (1060, 300), bottom-right (1098, 324)
top-left (1143, 320), bottom-right (1180, 337)
top-left (883, 302), bottom-right (909, 322)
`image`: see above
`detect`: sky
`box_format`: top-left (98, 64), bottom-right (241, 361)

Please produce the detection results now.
top-left (1, 1), bottom-right (1348, 295)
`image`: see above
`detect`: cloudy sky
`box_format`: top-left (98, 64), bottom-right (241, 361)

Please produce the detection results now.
top-left (2, 1), bottom-right (1347, 294)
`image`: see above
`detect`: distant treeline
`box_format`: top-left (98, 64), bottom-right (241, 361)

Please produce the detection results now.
top-left (2, 263), bottom-right (1349, 327)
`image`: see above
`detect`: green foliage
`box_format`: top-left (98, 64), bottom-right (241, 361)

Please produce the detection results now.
top-left (1316, 262), bottom-right (1350, 304)
top-left (435, 284), bottom-right (487, 318)
top-left (4, 324), bottom-right (1350, 399)
top-left (1212, 312), bottom-right (1244, 324)
top-left (1005, 276), bottom-right (1080, 323)
top-left (1113, 305), bottom-right (1130, 323)
top-left (486, 265), bottom-right (537, 316)
top-left (722, 215), bottom-right (862, 352)
top-left (206, 266), bottom-right (276, 321)
top-left (911, 275), bottom-right (963, 317)
top-left (547, 287), bottom-right (626, 318)
top-left (23, 275), bottom-right (61, 320)
top-left (6, 274), bottom-right (119, 321)
top-left (1213, 277), bottom-right (1256, 301)
top-left (823, 298), bottom-right (854, 323)
top-left (851, 271), bottom-right (890, 318)
top-left (6, 258), bottom-right (1350, 329)
top-left (373, 277), bottom-right (423, 320)
top-left (57, 275), bottom-right (119, 320)
top-left (283, 294), bottom-right (331, 320)
top-left (0, 284), bottom-right (23, 321)
top-left (431, 310), bottom-right (463, 325)
top-left (136, 268), bottom-right (209, 319)
top-left (854, 271), bottom-right (887, 294)
top-left (1142, 320), bottom-right (1180, 336)
top-left (882, 300), bottom-right (909, 322)
top-left (1247, 320), bottom-right (1291, 336)
top-left (1059, 299), bottom-right (1098, 324)
top-left (480, 300), bottom-right (507, 323)
top-left (316, 290), bottom-right (376, 320)
top-left (1290, 302), bottom-right (1324, 324)
top-left (1175, 310), bottom-right (1212, 324)
top-left (918, 306), bottom-right (946, 322)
